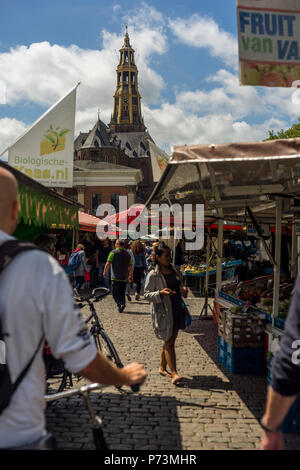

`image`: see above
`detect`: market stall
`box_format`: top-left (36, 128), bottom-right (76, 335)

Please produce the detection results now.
top-left (0, 160), bottom-right (80, 243)
top-left (145, 138), bottom-right (300, 394)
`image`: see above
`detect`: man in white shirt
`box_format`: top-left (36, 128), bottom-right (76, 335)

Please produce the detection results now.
top-left (0, 167), bottom-right (147, 449)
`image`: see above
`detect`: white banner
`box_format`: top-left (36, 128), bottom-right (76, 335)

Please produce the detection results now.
top-left (5, 83), bottom-right (79, 187)
top-left (237, 0), bottom-right (300, 87)
top-left (148, 140), bottom-right (170, 182)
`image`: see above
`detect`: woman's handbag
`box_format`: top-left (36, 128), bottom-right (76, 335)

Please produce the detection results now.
top-left (181, 299), bottom-right (192, 327)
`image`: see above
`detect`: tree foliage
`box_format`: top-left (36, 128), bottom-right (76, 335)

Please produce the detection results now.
top-left (266, 118), bottom-right (300, 140)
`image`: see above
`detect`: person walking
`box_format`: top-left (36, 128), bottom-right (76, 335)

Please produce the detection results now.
top-left (146, 241), bottom-right (160, 272)
top-left (103, 239), bottom-right (133, 313)
top-left (144, 242), bottom-right (188, 385)
top-left (175, 240), bottom-right (184, 272)
top-left (260, 272), bottom-right (300, 450)
top-left (71, 244), bottom-right (87, 292)
top-left (131, 240), bottom-right (147, 301)
top-left (0, 166), bottom-right (147, 449)
top-left (125, 240), bottom-right (135, 302)
top-left (95, 237), bottom-right (112, 289)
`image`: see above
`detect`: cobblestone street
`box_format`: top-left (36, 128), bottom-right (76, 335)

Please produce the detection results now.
top-left (46, 293), bottom-right (300, 450)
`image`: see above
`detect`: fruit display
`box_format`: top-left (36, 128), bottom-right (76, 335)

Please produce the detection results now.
top-left (240, 62), bottom-right (300, 87)
top-left (221, 275), bottom-right (293, 320)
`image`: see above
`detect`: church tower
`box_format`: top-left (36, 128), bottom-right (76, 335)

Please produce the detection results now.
top-left (109, 27), bottom-right (146, 133)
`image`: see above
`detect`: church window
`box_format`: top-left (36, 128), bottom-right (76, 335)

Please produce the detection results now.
top-left (133, 151), bottom-right (138, 158)
top-left (140, 141), bottom-right (146, 151)
top-left (126, 142), bottom-right (132, 150)
top-left (92, 194), bottom-right (102, 214)
top-left (110, 194), bottom-right (120, 213)
top-left (131, 73), bottom-right (136, 85)
top-left (125, 51), bottom-right (128, 63)
top-left (123, 72), bottom-right (129, 83)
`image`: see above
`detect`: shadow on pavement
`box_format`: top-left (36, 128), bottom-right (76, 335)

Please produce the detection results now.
top-left (46, 391), bottom-right (183, 450)
top-left (187, 319), bottom-right (267, 422)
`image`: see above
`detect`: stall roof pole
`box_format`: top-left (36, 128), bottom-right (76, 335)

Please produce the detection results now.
top-left (217, 220), bottom-right (224, 292)
top-left (291, 219), bottom-right (297, 279)
top-left (207, 163), bottom-right (224, 293)
top-left (246, 206), bottom-right (276, 266)
top-left (273, 197), bottom-right (282, 322)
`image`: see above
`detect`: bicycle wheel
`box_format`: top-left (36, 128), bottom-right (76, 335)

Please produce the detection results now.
top-left (94, 329), bottom-right (123, 369)
top-left (45, 358), bottom-right (73, 395)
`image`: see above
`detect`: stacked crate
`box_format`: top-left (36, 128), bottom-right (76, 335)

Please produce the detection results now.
top-left (218, 310), bottom-right (265, 375)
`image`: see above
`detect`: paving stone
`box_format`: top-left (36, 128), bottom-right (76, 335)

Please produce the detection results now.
top-left (45, 294), bottom-right (300, 451)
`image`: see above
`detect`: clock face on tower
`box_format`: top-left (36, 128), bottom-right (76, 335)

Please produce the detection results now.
top-left (123, 97), bottom-right (128, 104)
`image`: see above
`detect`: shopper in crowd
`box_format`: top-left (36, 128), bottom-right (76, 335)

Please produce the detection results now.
top-left (72, 243), bottom-right (87, 292)
top-left (146, 241), bottom-right (160, 272)
top-left (103, 239), bottom-right (133, 313)
top-left (260, 273), bottom-right (300, 450)
top-left (96, 237), bottom-right (112, 289)
top-left (34, 234), bottom-right (56, 257)
top-left (125, 240), bottom-right (135, 302)
top-left (175, 240), bottom-right (184, 272)
top-left (0, 167), bottom-right (147, 449)
top-left (144, 242), bottom-right (188, 385)
top-left (131, 240), bottom-right (147, 301)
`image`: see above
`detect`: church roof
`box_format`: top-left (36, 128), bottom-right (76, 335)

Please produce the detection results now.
top-left (81, 119), bottom-right (114, 149)
top-left (111, 131), bottom-right (154, 158)
top-left (74, 131), bottom-right (89, 151)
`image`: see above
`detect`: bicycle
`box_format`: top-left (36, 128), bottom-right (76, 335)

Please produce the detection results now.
top-left (45, 288), bottom-right (115, 395)
top-left (46, 288), bottom-right (139, 394)
top-left (75, 287), bottom-right (123, 369)
top-left (45, 383), bottom-right (110, 450)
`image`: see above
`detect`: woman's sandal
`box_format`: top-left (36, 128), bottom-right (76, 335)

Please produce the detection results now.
top-left (171, 375), bottom-right (183, 385)
top-left (159, 368), bottom-right (172, 378)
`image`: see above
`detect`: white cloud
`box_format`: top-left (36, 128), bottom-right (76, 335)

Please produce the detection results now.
top-left (0, 2), bottom-right (297, 157)
top-left (144, 101), bottom-right (286, 152)
top-left (0, 118), bottom-right (28, 155)
top-left (169, 14), bottom-right (238, 68)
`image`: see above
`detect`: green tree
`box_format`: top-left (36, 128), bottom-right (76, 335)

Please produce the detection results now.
top-left (266, 118), bottom-right (300, 140)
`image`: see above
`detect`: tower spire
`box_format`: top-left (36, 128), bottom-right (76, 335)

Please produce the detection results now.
top-left (109, 28), bottom-right (145, 133)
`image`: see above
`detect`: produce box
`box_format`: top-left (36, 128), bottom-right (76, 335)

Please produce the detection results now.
top-left (218, 310), bottom-right (265, 347)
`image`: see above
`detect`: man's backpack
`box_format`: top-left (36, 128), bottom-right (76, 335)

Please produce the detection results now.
top-left (0, 239), bottom-right (43, 414)
top-left (67, 250), bottom-right (81, 272)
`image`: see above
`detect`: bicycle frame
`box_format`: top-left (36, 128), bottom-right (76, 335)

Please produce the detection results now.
top-left (45, 383), bottom-right (109, 450)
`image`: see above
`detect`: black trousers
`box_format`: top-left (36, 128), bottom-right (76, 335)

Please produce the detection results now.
top-left (112, 280), bottom-right (127, 307)
top-left (133, 267), bottom-right (145, 295)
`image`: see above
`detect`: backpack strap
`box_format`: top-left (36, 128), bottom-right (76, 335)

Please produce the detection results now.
top-left (0, 239), bottom-right (44, 393)
top-left (0, 240), bottom-right (39, 274)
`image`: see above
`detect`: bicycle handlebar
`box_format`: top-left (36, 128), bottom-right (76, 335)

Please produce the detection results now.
top-left (45, 383), bottom-right (107, 402)
top-left (45, 381), bottom-right (140, 402)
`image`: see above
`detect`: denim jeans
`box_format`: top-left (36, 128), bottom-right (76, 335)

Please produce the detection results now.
top-left (99, 262), bottom-right (110, 289)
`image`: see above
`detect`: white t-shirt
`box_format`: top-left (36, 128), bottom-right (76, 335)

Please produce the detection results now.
top-left (0, 230), bottom-right (97, 448)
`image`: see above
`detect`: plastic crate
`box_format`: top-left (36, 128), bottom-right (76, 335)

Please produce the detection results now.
top-left (265, 313), bottom-right (272, 324)
top-left (218, 336), bottom-right (264, 375)
top-left (274, 317), bottom-right (286, 330)
top-left (225, 354), bottom-right (265, 375)
top-left (218, 290), bottom-right (245, 307)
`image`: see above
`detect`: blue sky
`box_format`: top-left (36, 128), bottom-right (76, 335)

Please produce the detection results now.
top-left (0, 0), bottom-right (298, 155)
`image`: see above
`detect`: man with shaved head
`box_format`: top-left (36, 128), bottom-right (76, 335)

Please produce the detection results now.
top-left (0, 167), bottom-right (19, 236)
top-left (0, 166), bottom-right (146, 449)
